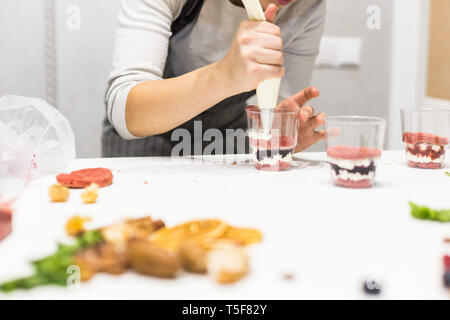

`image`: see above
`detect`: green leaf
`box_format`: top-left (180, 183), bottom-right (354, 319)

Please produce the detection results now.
top-left (409, 202), bottom-right (430, 220)
top-left (437, 210), bottom-right (450, 222)
top-left (0, 230), bottom-right (103, 293)
top-left (409, 202), bottom-right (450, 223)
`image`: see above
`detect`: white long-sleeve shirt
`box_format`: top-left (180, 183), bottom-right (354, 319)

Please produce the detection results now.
top-left (106, 0), bottom-right (326, 140)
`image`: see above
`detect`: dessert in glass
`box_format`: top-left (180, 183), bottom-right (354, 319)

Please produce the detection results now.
top-left (324, 116), bottom-right (386, 188)
top-left (401, 108), bottom-right (450, 169)
top-left (246, 106), bottom-right (299, 171)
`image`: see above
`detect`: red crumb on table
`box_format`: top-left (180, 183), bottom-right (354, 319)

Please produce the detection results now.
top-left (402, 132), bottom-right (449, 145)
top-left (56, 168), bottom-right (113, 188)
top-left (0, 203), bottom-right (13, 241)
top-left (327, 145), bottom-right (381, 160)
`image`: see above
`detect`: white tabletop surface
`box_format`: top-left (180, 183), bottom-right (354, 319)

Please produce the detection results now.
top-left (1, 151), bottom-right (449, 300)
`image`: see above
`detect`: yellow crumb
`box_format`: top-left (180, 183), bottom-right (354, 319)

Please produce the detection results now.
top-left (66, 215), bottom-right (92, 236)
top-left (48, 183), bottom-right (70, 202)
top-left (81, 183), bottom-right (99, 204)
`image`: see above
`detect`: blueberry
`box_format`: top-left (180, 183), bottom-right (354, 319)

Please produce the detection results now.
top-left (444, 272), bottom-right (450, 288)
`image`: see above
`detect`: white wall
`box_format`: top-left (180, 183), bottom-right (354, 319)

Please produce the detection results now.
top-left (0, 0), bottom-right (46, 99)
top-left (54, 0), bottom-right (122, 157)
top-left (309, 0), bottom-right (393, 151)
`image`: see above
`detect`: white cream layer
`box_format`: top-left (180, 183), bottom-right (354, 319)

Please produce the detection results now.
top-left (327, 157), bottom-right (378, 170)
top-left (254, 152), bottom-right (293, 166)
top-left (332, 169), bottom-right (375, 182)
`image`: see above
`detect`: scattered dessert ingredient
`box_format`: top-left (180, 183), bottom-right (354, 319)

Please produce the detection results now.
top-left (249, 132), bottom-right (296, 171)
top-left (81, 183), bottom-right (99, 204)
top-left (179, 241), bottom-right (209, 273)
top-left (128, 240), bottom-right (180, 278)
top-left (444, 272), bottom-right (450, 288)
top-left (445, 172), bottom-right (450, 177)
top-left (65, 216), bottom-right (92, 237)
top-left (0, 217), bottom-right (262, 292)
top-left (208, 241), bottom-right (249, 284)
top-left (443, 255), bottom-right (450, 288)
top-left (48, 184), bottom-right (70, 203)
top-left (409, 202), bottom-right (450, 222)
top-left (0, 203), bottom-right (12, 242)
top-left (282, 273), bottom-right (294, 281)
top-left (445, 238), bottom-right (450, 243)
top-left (443, 255), bottom-right (450, 270)
top-left (327, 145), bottom-right (382, 188)
top-left (150, 219), bottom-right (229, 252)
top-left (402, 132), bottom-right (449, 169)
top-left (56, 168), bottom-right (113, 188)
top-left (0, 229), bottom-right (103, 292)
top-left (222, 227), bottom-right (263, 246)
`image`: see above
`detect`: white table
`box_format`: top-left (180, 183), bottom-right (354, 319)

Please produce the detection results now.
top-left (1, 151), bottom-right (449, 300)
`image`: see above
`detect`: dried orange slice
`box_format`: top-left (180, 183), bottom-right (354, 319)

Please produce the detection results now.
top-left (221, 227), bottom-right (263, 245)
top-left (150, 220), bottom-right (228, 251)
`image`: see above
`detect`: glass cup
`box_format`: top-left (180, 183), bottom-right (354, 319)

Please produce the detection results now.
top-left (400, 108), bottom-right (450, 169)
top-left (246, 106), bottom-right (299, 171)
top-left (324, 116), bottom-right (386, 188)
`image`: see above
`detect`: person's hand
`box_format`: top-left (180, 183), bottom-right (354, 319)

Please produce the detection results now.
top-left (277, 86), bottom-right (326, 152)
top-left (218, 4), bottom-right (284, 94)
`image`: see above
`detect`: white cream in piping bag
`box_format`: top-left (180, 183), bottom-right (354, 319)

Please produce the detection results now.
top-left (242, 0), bottom-right (281, 138)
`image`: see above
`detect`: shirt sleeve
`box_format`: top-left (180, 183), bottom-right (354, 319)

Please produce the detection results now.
top-left (105, 0), bottom-right (185, 140)
top-left (279, 0), bottom-right (326, 101)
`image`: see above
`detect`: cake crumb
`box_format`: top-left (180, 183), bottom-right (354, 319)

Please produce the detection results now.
top-left (282, 273), bottom-right (295, 281)
top-left (48, 184), bottom-right (70, 202)
top-left (81, 183), bottom-right (99, 204)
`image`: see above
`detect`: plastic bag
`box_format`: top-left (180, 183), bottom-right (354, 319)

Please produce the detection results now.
top-left (0, 95), bottom-right (75, 202)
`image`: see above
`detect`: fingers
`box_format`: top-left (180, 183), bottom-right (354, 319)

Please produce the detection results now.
top-left (313, 130), bottom-right (326, 142)
top-left (257, 64), bottom-right (285, 80)
top-left (253, 48), bottom-right (283, 65)
top-left (277, 97), bottom-right (298, 110)
top-left (251, 33), bottom-right (283, 50)
top-left (299, 105), bottom-right (315, 121)
top-left (300, 110), bottom-right (326, 130)
top-left (292, 86), bottom-right (320, 106)
top-left (264, 4), bottom-right (278, 23)
top-left (246, 21), bottom-right (280, 36)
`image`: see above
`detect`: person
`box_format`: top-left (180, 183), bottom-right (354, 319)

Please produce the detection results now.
top-left (103, 0), bottom-right (327, 157)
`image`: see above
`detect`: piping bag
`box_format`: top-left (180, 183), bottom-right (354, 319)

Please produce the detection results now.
top-left (242, 0), bottom-right (282, 138)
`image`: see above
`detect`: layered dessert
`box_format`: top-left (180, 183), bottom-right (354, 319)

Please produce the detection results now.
top-left (327, 145), bottom-right (382, 188)
top-left (249, 131), bottom-right (296, 171)
top-left (402, 132), bottom-right (448, 169)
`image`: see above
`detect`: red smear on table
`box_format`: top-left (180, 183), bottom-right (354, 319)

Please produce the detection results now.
top-left (56, 168), bottom-right (113, 188)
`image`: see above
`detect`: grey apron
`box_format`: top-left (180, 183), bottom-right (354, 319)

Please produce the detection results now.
top-left (102, 0), bottom-right (254, 157)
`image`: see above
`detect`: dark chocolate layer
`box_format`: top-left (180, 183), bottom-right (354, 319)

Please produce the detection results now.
top-left (255, 148), bottom-right (294, 161)
top-left (330, 161), bottom-right (376, 176)
top-left (406, 143), bottom-right (445, 160)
